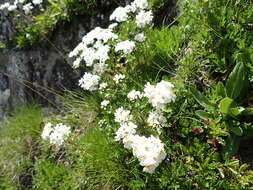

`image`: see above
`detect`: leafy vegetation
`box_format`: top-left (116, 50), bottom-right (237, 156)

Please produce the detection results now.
top-left (14, 0), bottom-right (97, 47)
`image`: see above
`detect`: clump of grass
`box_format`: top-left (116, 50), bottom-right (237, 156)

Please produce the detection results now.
top-left (67, 127), bottom-right (131, 189)
top-left (0, 105), bottom-right (43, 188)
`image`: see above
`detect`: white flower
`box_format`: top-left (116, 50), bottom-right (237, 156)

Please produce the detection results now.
top-left (115, 40), bottom-right (135, 54)
top-left (82, 27), bottom-right (118, 45)
top-left (122, 134), bottom-right (136, 149)
top-left (134, 32), bottom-right (146, 42)
top-left (26, 33), bottom-right (31, 38)
top-left (108, 23), bottom-right (118, 30)
top-left (49, 123), bottom-right (71, 146)
top-left (41, 123), bottom-right (71, 146)
top-left (115, 122), bottom-right (138, 141)
top-left (72, 57), bottom-right (81, 69)
top-left (136, 10), bottom-right (153, 28)
top-left (18, 0), bottom-right (26, 4)
top-left (115, 107), bottom-right (132, 123)
top-left (113, 74), bottom-right (125, 84)
top-left (41, 122), bottom-right (53, 140)
top-left (98, 119), bottom-right (106, 127)
top-left (69, 42), bottom-right (86, 58)
top-left (95, 44), bottom-right (110, 63)
top-left (78, 73), bottom-right (100, 91)
top-left (80, 48), bottom-right (96, 67)
top-left (0, 2), bottom-right (10, 10)
top-left (23, 3), bottom-right (33, 14)
top-left (69, 27), bottom-right (117, 68)
top-left (8, 5), bottom-right (17, 11)
top-left (32, 0), bottom-right (43, 5)
top-left (101, 100), bottom-right (110, 108)
top-left (99, 82), bottom-right (108, 90)
top-left (125, 4), bottom-right (137, 13)
top-left (125, 135), bottom-right (166, 173)
top-left (110, 7), bottom-right (130, 22)
top-left (132, 0), bottom-right (148, 10)
top-left (127, 90), bottom-right (143, 101)
top-left (92, 62), bottom-right (107, 74)
top-left (144, 80), bottom-right (176, 110)
top-left (147, 111), bottom-right (167, 128)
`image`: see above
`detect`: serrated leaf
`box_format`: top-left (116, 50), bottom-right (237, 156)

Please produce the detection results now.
top-left (220, 97), bottom-right (234, 114)
top-left (189, 86), bottom-right (212, 108)
top-left (226, 62), bottom-right (247, 99)
top-left (196, 110), bottom-right (212, 120)
top-left (216, 82), bottom-right (226, 97)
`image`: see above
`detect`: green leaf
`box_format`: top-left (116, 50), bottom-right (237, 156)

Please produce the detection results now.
top-left (216, 82), bottom-right (226, 97)
top-left (241, 108), bottom-right (253, 116)
top-left (230, 126), bottom-right (243, 136)
top-left (225, 121), bottom-right (243, 136)
top-left (229, 107), bottom-right (243, 118)
top-left (189, 86), bottom-right (212, 108)
top-left (226, 62), bottom-right (247, 99)
top-left (220, 97), bottom-right (234, 115)
top-left (240, 108), bottom-right (253, 122)
top-left (196, 110), bottom-right (212, 120)
top-left (223, 134), bottom-right (240, 159)
top-left (242, 124), bottom-right (253, 137)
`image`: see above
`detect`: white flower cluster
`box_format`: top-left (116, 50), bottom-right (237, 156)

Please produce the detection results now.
top-left (110, 6), bottom-right (131, 22)
top-left (113, 74), bottom-right (125, 84)
top-left (78, 73), bottom-right (100, 91)
top-left (0, 0), bottom-right (43, 14)
top-left (144, 80), bottom-right (176, 110)
top-left (147, 111), bottom-right (167, 128)
top-left (136, 10), bottom-right (153, 28)
top-left (69, 27), bottom-right (118, 69)
top-left (127, 90), bottom-right (143, 101)
top-left (134, 32), bottom-right (146, 42)
top-left (114, 107), bottom-right (166, 173)
top-left (115, 122), bottom-right (137, 141)
top-left (101, 100), bottom-right (110, 109)
top-left (115, 107), bottom-right (133, 123)
top-left (99, 82), bottom-right (108, 90)
top-left (110, 0), bottom-right (151, 28)
top-left (129, 135), bottom-right (166, 173)
top-left (41, 122), bottom-right (71, 146)
top-left (115, 40), bottom-right (135, 54)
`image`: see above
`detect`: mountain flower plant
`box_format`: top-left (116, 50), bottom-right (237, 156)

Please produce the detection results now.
top-left (68, 0), bottom-right (177, 174)
top-left (41, 122), bottom-right (71, 146)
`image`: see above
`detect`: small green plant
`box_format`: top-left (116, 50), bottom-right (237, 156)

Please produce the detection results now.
top-left (190, 62), bottom-right (253, 158)
top-left (15, 0), bottom-right (97, 47)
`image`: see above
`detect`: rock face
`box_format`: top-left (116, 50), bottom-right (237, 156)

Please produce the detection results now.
top-left (0, 0), bottom-right (179, 120)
